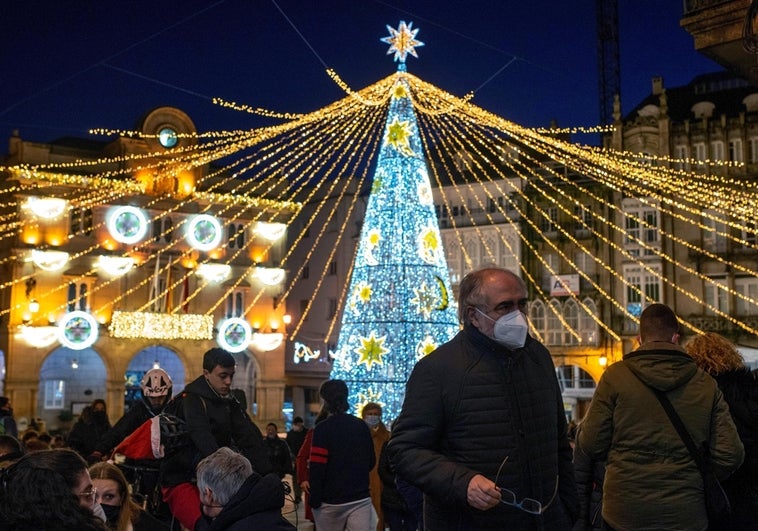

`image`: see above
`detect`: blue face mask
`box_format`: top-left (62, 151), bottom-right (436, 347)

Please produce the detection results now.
top-left (476, 309), bottom-right (529, 349)
top-left (364, 414), bottom-right (381, 428)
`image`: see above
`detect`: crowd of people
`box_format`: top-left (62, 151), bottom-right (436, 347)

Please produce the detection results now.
top-left (0, 266), bottom-right (756, 531)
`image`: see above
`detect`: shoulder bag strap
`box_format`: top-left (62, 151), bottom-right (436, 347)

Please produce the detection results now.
top-left (627, 367), bottom-right (709, 477)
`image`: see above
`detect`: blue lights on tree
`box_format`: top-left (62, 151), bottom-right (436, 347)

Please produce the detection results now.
top-left (330, 28), bottom-right (460, 420)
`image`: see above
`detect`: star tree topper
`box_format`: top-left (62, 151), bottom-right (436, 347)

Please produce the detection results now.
top-left (381, 21), bottom-right (424, 63)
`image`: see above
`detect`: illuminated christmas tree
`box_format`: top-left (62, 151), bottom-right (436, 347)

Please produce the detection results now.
top-left (330, 22), bottom-right (460, 420)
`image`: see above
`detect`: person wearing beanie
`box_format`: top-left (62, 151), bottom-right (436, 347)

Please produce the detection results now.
top-left (309, 379), bottom-right (377, 530)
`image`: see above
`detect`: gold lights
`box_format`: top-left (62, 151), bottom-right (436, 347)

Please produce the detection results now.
top-left (110, 311), bottom-right (214, 340)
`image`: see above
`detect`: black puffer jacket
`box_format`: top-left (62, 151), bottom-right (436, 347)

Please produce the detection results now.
top-left (194, 472), bottom-right (295, 530)
top-left (160, 376), bottom-right (272, 487)
top-left (388, 325), bottom-right (577, 530)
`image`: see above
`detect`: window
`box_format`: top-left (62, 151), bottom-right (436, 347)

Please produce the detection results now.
top-left (703, 210), bottom-right (727, 253)
top-left (302, 262), bottom-right (310, 280)
top-left (740, 218), bottom-right (757, 248)
top-left (729, 139), bottom-right (743, 163)
top-left (623, 264), bottom-right (661, 330)
top-left (299, 299), bottom-right (309, 321)
top-left (750, 138), bottom-right (758, 163)
top-left (328, 261), bottom-right (337, 276)
top-left (673, 145), bottom-right (688, 170)
top-left (154, 216), bottom-right (174, 244)
top-left (66, 281), bottom-right (90, 312)
top-left (578, 298), bottom-right (599, 345)
top-left (693, 142), bottom-right (706, 167)
top-left (573, 204), bottom-right (592, 237)
top-left (542, 253), bottom-right (559, 292)
top-left (564, 299), bottom-right (579, 345)
top-left (227, 223), bottom-right (245, 249)
top-left (327, 298), bottom-right (338, 319)
top-left (622, 198), bottom-right (660, 254)
top-left (710, 141), bottom-right (724, 161)
top-left (529, 299), bottom-right (546, 341)
top-left (225, 289), bottom-right (245, 318)
top-left (546, 299), bottom-right (563, 345)
top-left (69, 207), bottom-right (93, 236)
top-left (574, 251), bottom-right (596, 276)
top-left (704, 277), bottom-right (729, 316)
top-left (540, 207), bottom-right (558, 235)
top-left (735, 277), bottom-right (758, 316)
top-left (44, 380), bottom-right (65, 409)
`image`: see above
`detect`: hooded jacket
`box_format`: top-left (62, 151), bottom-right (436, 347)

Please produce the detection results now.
top-left (387, 325), bottom-right (577, 530)
top-left (160, 375), bottom-right (271, 487)
top-left (194, 472), bottom-right (296, 531)
top-left (578, 342), bottom-right (744, 531)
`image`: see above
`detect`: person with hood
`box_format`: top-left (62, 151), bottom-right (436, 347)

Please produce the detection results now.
top-left (578, 303), bottom-right (745, 530)
top-left (88, 368), bottom-right (174, 463)
top-left (159, 348), bottom-right (272, 531)
top-left (687, 332), bottom-right (758, 530)
top-left (0, 396), bottom-right (17, 438)
top-left (68, 399), bottom-right (112, 459)
top-left (195, 447), bottom-right (295, 530)
top-left (388, 267), bottom-right (577, 530)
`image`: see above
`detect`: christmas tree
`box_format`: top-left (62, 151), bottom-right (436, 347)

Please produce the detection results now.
top-left (330, 22), bottom-right (460, 420)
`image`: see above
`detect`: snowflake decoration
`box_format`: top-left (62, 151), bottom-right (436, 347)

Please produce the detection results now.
top-left (355, 331), bottom-right (390, 369)
top-left (381, 21), bottom-right (424, 63)
top-left (411, 281), bottom-right (440, 319)
top-left (385, 117), bottom-right (414, 156)
top-left (417, 178), bottom-right (433, 205)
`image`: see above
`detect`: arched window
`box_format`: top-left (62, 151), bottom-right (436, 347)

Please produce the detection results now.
top-left (547, 299), bottom-right (562, 345)
top-left (579, 298), bottom-right (599, 345)
top-left (529, 299), bottom-right (546, 341)
top-left (564, 299), bottom-right (579, 345)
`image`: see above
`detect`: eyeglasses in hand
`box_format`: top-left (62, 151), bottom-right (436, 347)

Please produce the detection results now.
top-left (494, 456), bottom-right (559, 515)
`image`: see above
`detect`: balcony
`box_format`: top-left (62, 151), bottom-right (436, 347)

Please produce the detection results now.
top-left (681, 1), bottom-right (757, 83)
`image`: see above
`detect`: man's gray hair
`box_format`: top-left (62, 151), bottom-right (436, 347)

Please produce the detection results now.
top-left (458, 266), bottom-right (526, 324)
top-left (196, 447), bottom-right (252, 506)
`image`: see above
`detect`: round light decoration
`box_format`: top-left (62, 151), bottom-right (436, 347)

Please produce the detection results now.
top-left (217, 317), bottom-right (252, 353)
top-left (20, 325), bottom-right (59, 348)
top-left (158, 127), bottom-right (178, 148)
top-left (187, 214), bottom-right (222, 251)
top-left (26, 197), bottom-right (67, 219)
top-left (31, 250), bottom-right (70, 272)
top-left (107, 206), bottom-right (148, 245)
top-left (252, 267), bottom-right (286, 286)
top-left (196, 263), bottom-right (232, 282)
top-left (97, 255), bottom-right (135, 277)
top-left (58, 311), bottom-right (98, 350)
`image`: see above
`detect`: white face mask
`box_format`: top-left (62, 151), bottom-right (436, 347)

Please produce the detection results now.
top-left (475, 308), bottom-right (529, 349)
top-left (364, 414), bottom-right (381, 428)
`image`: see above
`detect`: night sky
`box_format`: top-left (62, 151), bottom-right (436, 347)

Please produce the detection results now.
top-left (1, 1), bottom-right (721, 148)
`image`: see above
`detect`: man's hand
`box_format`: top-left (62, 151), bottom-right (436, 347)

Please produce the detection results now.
top-left (467, 474), bottom-right (501, 510)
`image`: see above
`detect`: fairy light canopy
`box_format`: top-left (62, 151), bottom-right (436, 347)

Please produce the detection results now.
top-left (1, 20), bottom-right (756, 376)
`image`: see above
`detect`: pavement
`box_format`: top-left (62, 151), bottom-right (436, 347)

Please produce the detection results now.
top-left (282, 497), bottom-right (314, 530)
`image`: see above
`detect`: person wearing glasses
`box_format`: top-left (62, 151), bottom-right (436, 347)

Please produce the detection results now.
top-left (0, 448), bottom-right (108, 530)
top-left (388, 267), bottom-right (578, 530)
top-left (578, 304), bottom-right (744, 531)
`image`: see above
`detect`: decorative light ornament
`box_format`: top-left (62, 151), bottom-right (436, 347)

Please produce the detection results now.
top-left (381, 20), bottom-right (424, 63)
top-left (186, 214), bottom-right (222, 251)
top-left (252, 267), bottom-right (286, 286)
top-left (217, 317), bottom-right (252, 353)
top-left (28, 299), bottom-right (40, 314)
top-left (196, 263), bottom-right (232, 282)
top-left (107, 206), bottom-right (148, 244)
top-left (153, 360), bottom-right (161, 370)
top-left (31, 250), bottom-right (70, 271)
top-left (25, 197), bottom-right (67, 218)
top-left (250, 332), bottom-right (284, 352)
top-left (71, 358), bottom-right (79, 369)
top-left (110, 311), bottom-right (214, 340)
top-left (96, 255), bottom-right (135, 277)
top-left (19, 325), bottom-right (59, 348)
top-left (58, 311), bottom-right (98, 350)
top-left (253, 221), bottom-right (287, 241)
top-left (293, 341), bottom-right (320, 364)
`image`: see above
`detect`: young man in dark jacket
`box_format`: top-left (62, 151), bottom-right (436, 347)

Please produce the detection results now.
top-left (160, 348), bottom-right (272, 531)
top-left (388, 267), bottom-right (578, 530)
top-left (195, 447), bottom-right (295, 531)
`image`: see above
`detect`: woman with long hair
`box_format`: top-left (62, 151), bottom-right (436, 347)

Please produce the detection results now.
top-left (687, 332), bottom-right (758, 530)
top-left (0, 448), bottom-right (107, 531)
top-left (89, 462), bottom-right (166, 531)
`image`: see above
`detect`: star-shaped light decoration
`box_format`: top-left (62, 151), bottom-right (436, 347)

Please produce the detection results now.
top-left (418, 224), bottom-right (442, 264)
top-left (381, 21), bottom-right (424, 63)
top-left (411, 281), bottom-right (440, 319)
top-left (385, 117), bottom-right (414, 156)
top-left (392, 83), bottom-right (408, 100)
top-left (416, 335), bottom-right (439, 360)
top-left (354, 388), bottom-right (385, 416)
top-left (349, 280), bottom-right (373, 314)
top-left (355, 331), bottom-right (390, 369)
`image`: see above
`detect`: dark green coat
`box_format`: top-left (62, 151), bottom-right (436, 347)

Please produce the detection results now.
top-left (578, 342), bottom-right (744, 531)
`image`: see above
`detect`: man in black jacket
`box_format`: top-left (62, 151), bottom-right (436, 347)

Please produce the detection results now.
top-left (160, 348), bottom-right (272, 531)
top-left (388, 267), bottom-right (578, 530)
